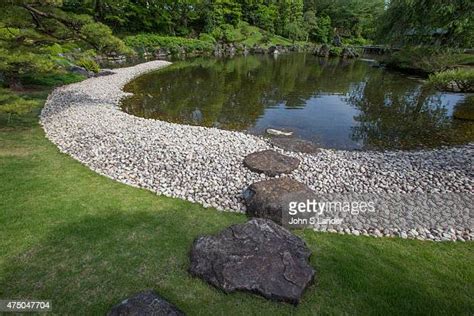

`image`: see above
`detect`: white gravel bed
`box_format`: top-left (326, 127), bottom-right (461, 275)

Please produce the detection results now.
top-left (40, 60), bottom-right (473, 241)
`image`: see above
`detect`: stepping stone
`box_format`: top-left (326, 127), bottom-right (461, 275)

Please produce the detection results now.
top-left (243, 177), bottom-right (315, 225)
top-left (108, 291), bottom-right (185, 316)
top-left (243, 150), bottom-right (300, 176)
top-left (269, 137), bottom-right (321, 154)
top-left (189, 218), bottom-right (315, 305)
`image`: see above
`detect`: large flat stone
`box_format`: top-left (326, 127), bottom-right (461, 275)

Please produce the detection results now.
top-left (269, 137), bottom-right (321, 154)
top-left (243, 177), bottom-right (315, 225)
top-left (189, 218), bottom-right (315, 305)
top-left (243, 150), bottom-right (300, 176)
top-left (108, 291), bottom-right (185, 316)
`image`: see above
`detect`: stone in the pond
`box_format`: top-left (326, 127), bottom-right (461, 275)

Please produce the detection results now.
top-left (266, 128), bottom-right (293, 136)
top-left (243, 177), bottom-right (315, 225)
top-left (244, 150), bottom-right (300, 176)
top-left (108, 291), bottom-right (185, 316)
top-left (95, 69), bottom-right (115, 77)
top-left (189, 218), bottom-right (315, 305)
top-left (269, 137), bottom-right (321, 154)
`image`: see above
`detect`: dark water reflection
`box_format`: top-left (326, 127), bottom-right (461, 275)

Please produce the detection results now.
top-left (122, 54), bottom-right (473, 150)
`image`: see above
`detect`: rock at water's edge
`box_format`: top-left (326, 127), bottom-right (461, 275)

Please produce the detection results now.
top-left (269, 137), bottom-right (321, 154)
top-left (266, 128), bottom-right (294, 136)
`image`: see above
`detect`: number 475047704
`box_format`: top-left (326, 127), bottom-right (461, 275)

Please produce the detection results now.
top-left (0, 300), bottom-right (52, 312)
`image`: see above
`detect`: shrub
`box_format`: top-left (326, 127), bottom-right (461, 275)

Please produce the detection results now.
top-left (21, 73), bottom-right (85, 87)
top-left (123, 34), bottom-right (214, 54)
top-left (384, 47), bottom-right (462, 74)
top-left (0, 88), bottom-right (39, 122)
top-left (221, 24), bottom-right (244, 43)
top-left (0, 47), bottom-right (56, 89)
top-left (210, 28), bottom-right (224, 41)
top-left (329, 46), bottom-right (343, 56)
top-left (261, 33), bottom-right (271, 44)
top-left (80, 22), bottom-right (131, 55)
top-left (199, 33), bottom-right (216, 44)
top-left (284, 22), bottom-right (307, 43)
top-left (428, 68), bottom-right (474, 92)
top-left (76, 58), bottom-right (100, 73)
top-left (239, 21), bottom-right (252, 37)
top-left (343, 37), bottom-right (371, 46)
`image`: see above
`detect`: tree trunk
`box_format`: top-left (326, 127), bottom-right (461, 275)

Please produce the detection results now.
top-left (94, 0), bottom-right (103, 22)
top-left (412, 85), bottom-right (430, 120)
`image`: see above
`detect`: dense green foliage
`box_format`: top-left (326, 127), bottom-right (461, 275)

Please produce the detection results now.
top-left (63, 0), bottom-right (385, 43)
top-left (21, 72), bottom-right (85, 86)
top-left (124, 34), bottom-right (214, 55)
top-left (0, 88), bottom-right (39, 121)
top-left (384, 47), bottom-right (472, 74)
top-left (378, 0), bottom-right (473, 47)
top-left (1, 0), bottom-right (472, 123)
top-left (429, 68), bottom-right (474, 92)
top-left (1, 101), bottom-right (473, 314)
top-left (306, 0), bottom-right (384, 41)
top-left (0, 0), bottom-right (130, 88)
top-left (76, 57), bottom-right (100, 73)
top-left (375, 0), bottom-right (473, 72)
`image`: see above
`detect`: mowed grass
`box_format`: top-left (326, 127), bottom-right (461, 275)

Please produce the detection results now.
top-left (0, 99), bottom-right (473, 315)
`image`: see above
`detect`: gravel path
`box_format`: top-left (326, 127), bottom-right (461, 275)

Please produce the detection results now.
top-left (40, 60), bottom-right (473, 241)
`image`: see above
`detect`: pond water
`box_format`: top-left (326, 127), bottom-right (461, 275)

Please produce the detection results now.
top-left (122, 54), bottom-right (474, 150)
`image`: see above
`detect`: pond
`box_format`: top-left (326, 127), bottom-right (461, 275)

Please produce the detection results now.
top-left (122, 54), bottom-right (474, 150)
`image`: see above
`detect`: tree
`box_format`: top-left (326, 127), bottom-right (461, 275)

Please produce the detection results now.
top-left (203, 0), bottom-right (242, 33)
top-left (0, 0), bottom-right (129, 87)
top-left (305, 0), bottom-right (384, 40)
top-left (0, 88), bottom-right (39, 122)
top-left (284, 22), bottom-right (306, 43)
top-left (378, 0), bottom-right (474, 47)
top-left (253, 3), bottom-right (277, 33)
top-left (304, 10), bottom-right (331, 43)
top-left (0, 20), bottom-right (56, 88)
top-left (275, 0), bottom-right (306, 42)
top-left (63, 0), bottom-right (130, 27)
top-left (0, 47), bottom-right (55, 89)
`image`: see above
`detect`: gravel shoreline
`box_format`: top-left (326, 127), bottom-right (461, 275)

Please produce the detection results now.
top-left (40, 60), bottom-right (473, 241)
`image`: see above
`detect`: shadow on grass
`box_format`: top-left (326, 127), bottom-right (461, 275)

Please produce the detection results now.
top-left (0, 211), bottom-right (238, 314)
top-left (1, 210), bottom-right (472, 315)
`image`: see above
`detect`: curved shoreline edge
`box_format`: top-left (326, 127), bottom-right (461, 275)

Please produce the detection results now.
top-left (40, 60), bottom-right (473, 241)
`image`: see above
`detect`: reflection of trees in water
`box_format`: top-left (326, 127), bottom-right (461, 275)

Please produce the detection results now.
top-left (122, 54), bottom-right (473, 149)
top-left (453, 95), bottom-right (474, 121)
top-left (347, 71), bottom-right (473, 149)
top-left (121, 54), bottom-right (368, 129)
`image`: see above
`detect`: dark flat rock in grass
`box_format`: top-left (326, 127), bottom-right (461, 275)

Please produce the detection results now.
top-left (269, 137), bottom-right (321, 154)
top-left (189, 218), bottom-right (315, 305)
top-left (108, 291), bottom-right (185, 316)
top-left (243, 177), bottom-right (315, 225)
top-left (243, 150), bottom-right (300, 176)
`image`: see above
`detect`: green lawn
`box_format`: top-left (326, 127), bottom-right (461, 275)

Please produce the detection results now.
top-left (0, 96), bottom-right (473, 315)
